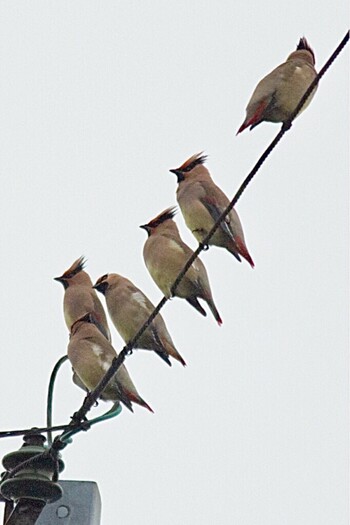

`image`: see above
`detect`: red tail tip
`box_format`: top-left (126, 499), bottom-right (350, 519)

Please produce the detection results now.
top-left (246, 255), bottom-right (255, 268)
top-left (237, 101), bottom-right (267, 135)
top-left (141, 400), bottom-right (154, 413)
top-left (236, 122), bottom-right (247, 135)
top-left (236, 237), bottom-right (255, 268)
top-left (128, 392), bottom-right (154, 413)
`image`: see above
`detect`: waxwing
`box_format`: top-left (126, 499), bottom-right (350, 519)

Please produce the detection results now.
top-left (237, 37), bottom-right (317, 133)
top-left (171, 152), bottom-right (254, 267)
top-left (140, 208), bottom-right (222, 325)
top-left (94, 273), bottom-right (186, 366)
top-left (54, 256), bottom-right (111, 341)
top-left (68, 313), bottom-right (153, 412)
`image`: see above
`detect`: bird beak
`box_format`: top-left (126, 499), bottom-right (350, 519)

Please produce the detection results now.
top-left (93, 282), bottom-right (106, 295)
top-left (140, 224), bottom-right (151, 236)
top-left (169, 168), bottom-right (185, 182)
top-left (54, 276), bottom-right (64, 283)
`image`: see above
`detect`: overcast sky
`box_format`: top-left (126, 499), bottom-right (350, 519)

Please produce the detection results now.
top-left (0, 2), bottom-right (348, 524)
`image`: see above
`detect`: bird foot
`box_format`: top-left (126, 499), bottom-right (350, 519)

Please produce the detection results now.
top-left (282, 120), bottom-right (292, 132)
top-left (78, 419), bottom-right (91, 432)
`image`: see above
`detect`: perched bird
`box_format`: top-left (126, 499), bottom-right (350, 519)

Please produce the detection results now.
top-left (94, 273), bottom-right (186, 366)
top-left (140, 207), bottom-right (222, 325)
top-left (170, 152), bottom-right (254, 267)
top-left (237, 37), bottom-right (317, 134)
top-left (68, 313), bottom-right (153, 412)
top-left (54, 256), bottom-right (111, 341)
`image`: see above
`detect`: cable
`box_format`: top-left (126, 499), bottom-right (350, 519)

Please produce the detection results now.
top-left (47, 355), bottom-right (69, 446)
top-left (288, 30), bottom-right (350, 124)
top-left (0, 359), bottom-right (122, 441)
top-left (63, 30), bottom-right (349, 427)
top-left (0, 425), bottom-right (71, 439)
top-left (1, 30), bottom-right (348, 478)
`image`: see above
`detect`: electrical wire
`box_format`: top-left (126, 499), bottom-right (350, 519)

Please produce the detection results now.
top-left (47, 355), bottom-right (69, 446)
top-left (0, 30), bottom-right (348, 480)
top-left (0, 425), bottom-right (71, 440)
top-left (58, 30), bottom-right (349, 430)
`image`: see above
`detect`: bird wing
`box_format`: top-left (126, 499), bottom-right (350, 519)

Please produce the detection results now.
top-left (247, 63), bottom-right (300, 126)
top-left (197, 183), bottom-right (235, 242)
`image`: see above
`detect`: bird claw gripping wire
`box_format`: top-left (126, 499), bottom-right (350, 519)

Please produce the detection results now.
top-left (54, 400), bottom-right (123, 447)
top-left (76, 419), bottom-right (91, 432)
top-left (70, 413), bottom-right (91, 431)
top-left (281, 120), bottom-right (293, 132)
top-left (70, 411), bottom-right (86, 427)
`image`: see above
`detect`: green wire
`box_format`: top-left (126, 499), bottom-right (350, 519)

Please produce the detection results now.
top-left (47, 355), bottom-right (69, 446)
top-left (59, 402), bottom-right (122, 444)
top-left (47, 356), bottom-right (123, 447)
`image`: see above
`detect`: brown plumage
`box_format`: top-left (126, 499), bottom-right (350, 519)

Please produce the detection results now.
top-left (68, 313), bottom-right (153, 412)
top-left (237, 37), bottom-right (317, 133)
top-left (54, 256), bottom-right (111, 341)
top-left (171, 152), bottom-right (254, 267)
top-left (140, 208), bottom-right (222, 325)
top-left (94, 273), bottom-right (186, 366)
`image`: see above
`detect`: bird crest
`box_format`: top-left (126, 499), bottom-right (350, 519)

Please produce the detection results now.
top-left (296, 37), bottom-right (315, 63)
top-left (61, 256), bottom-right (86, 279)
top-left (70, 312), bottom-right (94, 334)
top-left (178, 152), bottom-right (208, 173)
top-left (146, 207), bottom-right (177, 228)
top-left (94, 274), bottom-right (109, 287)
top-left (71, 311), bottom-right (105, 335)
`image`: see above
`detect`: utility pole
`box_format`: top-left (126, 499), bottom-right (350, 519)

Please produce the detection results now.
top-left (37, 481), bottom-right (101, 524)
top-left (0, 432), bottom-right (101, 525)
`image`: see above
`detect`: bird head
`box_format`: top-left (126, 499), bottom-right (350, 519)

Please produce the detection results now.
top-left (54, 256), bottom-right (91, 288)
top-left (170, 152), bottom-right (208, 182)
top-left (140, 207), bottom-right (177, 237)
top-left (70, 311), bottom-right (96, 335)
top-left (93, 274), bottom-right (109, 295)
top-left (287, 37), bottom-right (315, 65)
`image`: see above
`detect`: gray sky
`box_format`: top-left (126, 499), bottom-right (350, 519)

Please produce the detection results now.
top-left (0, 2), bottom-right (348, 524)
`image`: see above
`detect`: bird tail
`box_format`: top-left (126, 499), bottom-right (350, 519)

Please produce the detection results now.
top-left (162, 339), bottom-right (187, 367)
top-left (236, 100), bottom-right (268, 134)
top-left (155, 350), bottom-right (172, 367)
top-left (116, 389), bottom-right (134, 412)
top-left (204, 296), bottom-right (223, 326)
top-left (152, 328), bottom-right (186, 366)
top-left (227, 244), bottom-right (242, 263)
top-left (186, 296), bottom-right (207, 317)
top-left (127, 391), bottom-right (154, 413)
top-left (234, 238), bottom-right (255, 268)
top-left (236, 119), bottom-right (251, 135)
